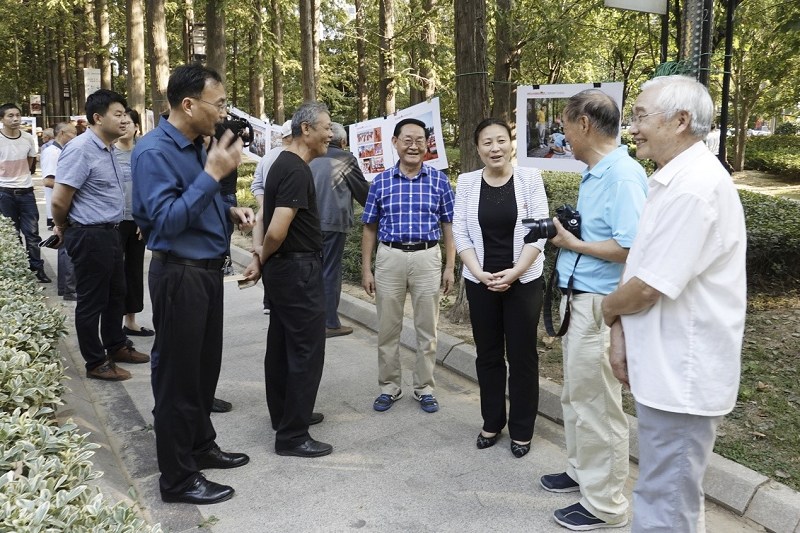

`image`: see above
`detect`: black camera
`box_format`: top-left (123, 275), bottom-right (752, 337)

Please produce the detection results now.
top-left (522, 204), bottom-right (581, 242)
top-left (214, 115), bottom-right (253, 147)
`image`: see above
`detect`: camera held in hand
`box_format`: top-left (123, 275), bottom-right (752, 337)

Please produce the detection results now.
top-left (214, 115), bottom-right (253, 147)
top-left (522, 204), bottom-right (581, 242)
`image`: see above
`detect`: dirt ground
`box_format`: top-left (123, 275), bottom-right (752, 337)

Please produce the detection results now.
top-left (732, 170), bottom-right (800, 200)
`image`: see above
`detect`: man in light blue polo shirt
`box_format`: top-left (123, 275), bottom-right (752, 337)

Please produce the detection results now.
top-left (540, 89), bottom-right (647, 531)
top-left (51, 89), bottom-right (149, 382)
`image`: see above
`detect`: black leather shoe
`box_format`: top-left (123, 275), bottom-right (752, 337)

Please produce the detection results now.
top-left (211, 398), bottom-right (232, 413)
top-left (35, 269), bottom-right (51, 283)
top-left (195, 447), bottom-right (250, 470)
top-left (276, 438), bottom-right (332, 458)
top-left (270, 412), bottom-right (324, 431)
top-left (160, 475), bottom-right (234, 505)
top-left (476, 431), bottom-right (500, 449)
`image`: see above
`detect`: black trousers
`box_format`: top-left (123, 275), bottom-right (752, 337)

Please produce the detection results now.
top-left (64, 226), bottom-right (127, 370)
top-left (465, 276), bottom-right (544, 441)
top-left (118, 220), bottom-right (145, 314)
top-left (264, 255), bottom-right (326, 450)
top-left (149, 258), bottom-right (222, 493)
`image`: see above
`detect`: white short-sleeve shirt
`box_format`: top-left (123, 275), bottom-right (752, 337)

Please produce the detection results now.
top-left (621, 141), bottom-right (747, 416)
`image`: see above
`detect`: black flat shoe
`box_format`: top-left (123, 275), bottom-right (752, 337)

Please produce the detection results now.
top-left (476, 431), bottom-right (499, 449)
top-left (511, 441), bottom-right (531, 458)
top-left (160, 475), bottom-right (234, 505)
top-left (123, 325), bottom-right (155, 337)
top-left (195, 447), bottom-right (250, 470)
top-left (212, 398), bottom-right (232, 413)
top-left (276, 438), bottom-right (332, 458)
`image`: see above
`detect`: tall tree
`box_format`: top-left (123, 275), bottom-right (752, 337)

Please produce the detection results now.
top-left (147, 0), bottom-right (170, 122)
top-left (95, 0), bottom-right (112, 89)
top-left (300, 0), bottom-right (319, 100)
top-left (379, 0), bottom-right (395, 114)
top-left (206, 0), bottom-right (226, 83)
top-left (355, 0), bottom-right (368, 120)
top-left (183, 0), bottom-right (194, 64)
top-left (127, 0), bottom-right (146, 124)
top-left (270, 0), bottom-right (285, 122)
top-left (249, 0), bottom-right (265, 118)
top-left (491, 0), bottom-right (518, 124)
top-left (450, 0), bottom-right (489, 323)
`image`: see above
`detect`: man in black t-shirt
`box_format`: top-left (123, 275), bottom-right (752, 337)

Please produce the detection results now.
top-left (245, 101), bottom-right (334, 458)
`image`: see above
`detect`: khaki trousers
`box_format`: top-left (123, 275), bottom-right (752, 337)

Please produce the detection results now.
top-left (560, 293), bottom-right (630, 523)
top-left (375, 244), bottom-right (441, 396)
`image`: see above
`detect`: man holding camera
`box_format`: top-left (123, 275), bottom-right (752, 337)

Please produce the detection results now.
top-left (133, 64), bottom-right (257, 505)
top-left (542, 89), bottom-right (647, 531)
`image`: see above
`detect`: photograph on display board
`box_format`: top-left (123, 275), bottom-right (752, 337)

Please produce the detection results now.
top-left (20, 117), bottom-right (37, 149)
top-left (516, 83), bottom-right (624, 172)
top-left (349, 117), bottom-right (394, 181)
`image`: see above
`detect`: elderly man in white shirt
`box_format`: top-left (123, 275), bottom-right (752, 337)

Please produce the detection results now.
top-left (602, 75), bottom-right (747, 533)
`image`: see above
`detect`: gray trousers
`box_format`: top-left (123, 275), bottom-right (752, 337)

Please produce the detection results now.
top-left (632, 402), bottom-right (721, 533)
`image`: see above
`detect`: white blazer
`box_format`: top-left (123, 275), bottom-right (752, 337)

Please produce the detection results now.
top-left (453, 166), bottom-right (549, 284)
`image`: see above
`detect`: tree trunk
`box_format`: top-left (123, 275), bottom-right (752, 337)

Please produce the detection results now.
top-left (147, 0), bottom-right (170, 123)
top-left (249, 0), bottom-right (264, 118)
top-left (379, 0), bottom-right (395, 115)
top-left (491, 0), bottom-right (517, 126)
top-left (183, 0), bottom-right (194, 64)
top-left (420, 0), bottom-right (436, 100)
top-left (355, 0), bottom-right (368, 121)
top-left (206, 0), bottom-right (226, 83)
top-left (95, 0), bottom-right (112, 88)
top-left (127, 0), bottom-right (147, 127)
top-left (299, 0), bottom-right (318, 101)
top-left (271, 0), bottom-right (285, 122)
top-left (450, 0), bottom-right (489, 324)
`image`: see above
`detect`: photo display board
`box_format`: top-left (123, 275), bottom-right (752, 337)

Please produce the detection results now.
top-left (515, 83), bottom-right (624, 172)
top-left (349, 97), bottom-right (448, 181)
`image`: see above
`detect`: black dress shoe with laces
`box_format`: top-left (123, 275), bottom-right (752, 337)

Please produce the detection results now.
top-left (195, 447), bottom-right (250, 470)
top-left (275, 438), bottom-right (332, 458)
top-left (160, 475), bottom-right (234, 505)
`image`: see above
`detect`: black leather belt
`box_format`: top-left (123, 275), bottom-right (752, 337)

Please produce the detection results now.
top-left (560, 287), bottom-right (588, 296)
top-left (271, 251), bottom-right (322, 260)
top-left (0, 186), bottom-right (33, 195)
top-left (152, 251), bottom-right (226, 271)
top-left (381, 241), bottom-right (438, 252)
top-left (70, 221), bottom-right (119, 229)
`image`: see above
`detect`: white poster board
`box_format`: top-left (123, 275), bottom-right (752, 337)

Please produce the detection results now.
top-left (83, 68), bottom-right (101, 96)
top-left (348, 97), bottom-right (449, 181)
top-left (21, 117), bottom-right (37, 150)
top-left (515, 83), bottom-right (624, 172)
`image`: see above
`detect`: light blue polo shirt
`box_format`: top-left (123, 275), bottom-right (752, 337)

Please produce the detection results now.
top-left (56, 127), bottom-right (124, 225)
top-left (556, 146), bottom-right (647, 295)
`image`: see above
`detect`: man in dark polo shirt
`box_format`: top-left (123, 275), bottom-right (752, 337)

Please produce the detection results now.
top-left (51, 90), bottom-right (149, 382)
top-left (245, 101), bottom-right (333, 458)
top-left (132, 64), bottom-right (258, 505)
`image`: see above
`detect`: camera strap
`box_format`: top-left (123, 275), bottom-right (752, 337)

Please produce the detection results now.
top-left (543, 249), bottom-right (582, 337)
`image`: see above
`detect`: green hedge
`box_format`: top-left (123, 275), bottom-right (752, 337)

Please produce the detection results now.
top-left (744, 135), bottom-right (800, 179)
top-left (0, 216), bottom-right (161, 532)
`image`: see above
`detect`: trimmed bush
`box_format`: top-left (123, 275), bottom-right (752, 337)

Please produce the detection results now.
top-left (0, 216), bottom-right (161, 532)
top-left (744, 135), bottom-right (800, 179)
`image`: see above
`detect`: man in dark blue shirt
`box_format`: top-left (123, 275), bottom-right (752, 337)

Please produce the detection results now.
top-left (132, 64), bottom-right (258, 506)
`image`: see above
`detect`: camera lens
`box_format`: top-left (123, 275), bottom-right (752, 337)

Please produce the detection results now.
top-left (528, 218), bottom-right (557, 240)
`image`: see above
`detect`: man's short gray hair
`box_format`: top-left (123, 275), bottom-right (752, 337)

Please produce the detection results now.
top-left (640, 75), bottom-right (714, 139)
top-left (562, 89), bottom-right (620, 138)
top-left (53, 122), bottom-right (73, 136)
top-left (330, 123), bottom-right (347, 147)
top-left (291, 101), bottom-right (330, 137)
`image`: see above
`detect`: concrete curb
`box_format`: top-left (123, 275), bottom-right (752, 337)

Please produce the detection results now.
top-left (330, 275), bottom-right (800, 533)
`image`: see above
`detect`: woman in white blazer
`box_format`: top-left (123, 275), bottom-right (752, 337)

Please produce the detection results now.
top-left (453, 118), bottom-right (549, 458)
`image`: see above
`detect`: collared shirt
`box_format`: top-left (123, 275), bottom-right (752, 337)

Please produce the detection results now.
top-left (362, 162), bottom-right (455, 243)
top-left (310, 145), bottom-right (368, 233)
top-left (621, 141), bottom-right (747, 416)
top-left (40, 142), bottom-right (63, 180)
top-left (56, 127), bottom-right (124, 225)
top-left (132, 119), bottom-right (229, 260)
top-left (0, 130), bottom-right (37, 188)
top-left (115, 146), bottom-right (134, 221)
top-left (556, 146), bottom-right (647, 295)
top-left (251, 145), bottom-right (286, 198)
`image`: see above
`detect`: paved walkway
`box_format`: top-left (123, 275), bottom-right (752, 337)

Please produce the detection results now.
top-left (29, 181), bottom-right (780, 532)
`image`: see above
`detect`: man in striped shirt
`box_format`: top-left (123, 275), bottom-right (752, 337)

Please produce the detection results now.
top-left (361, 118), bottom-right (455, 414)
